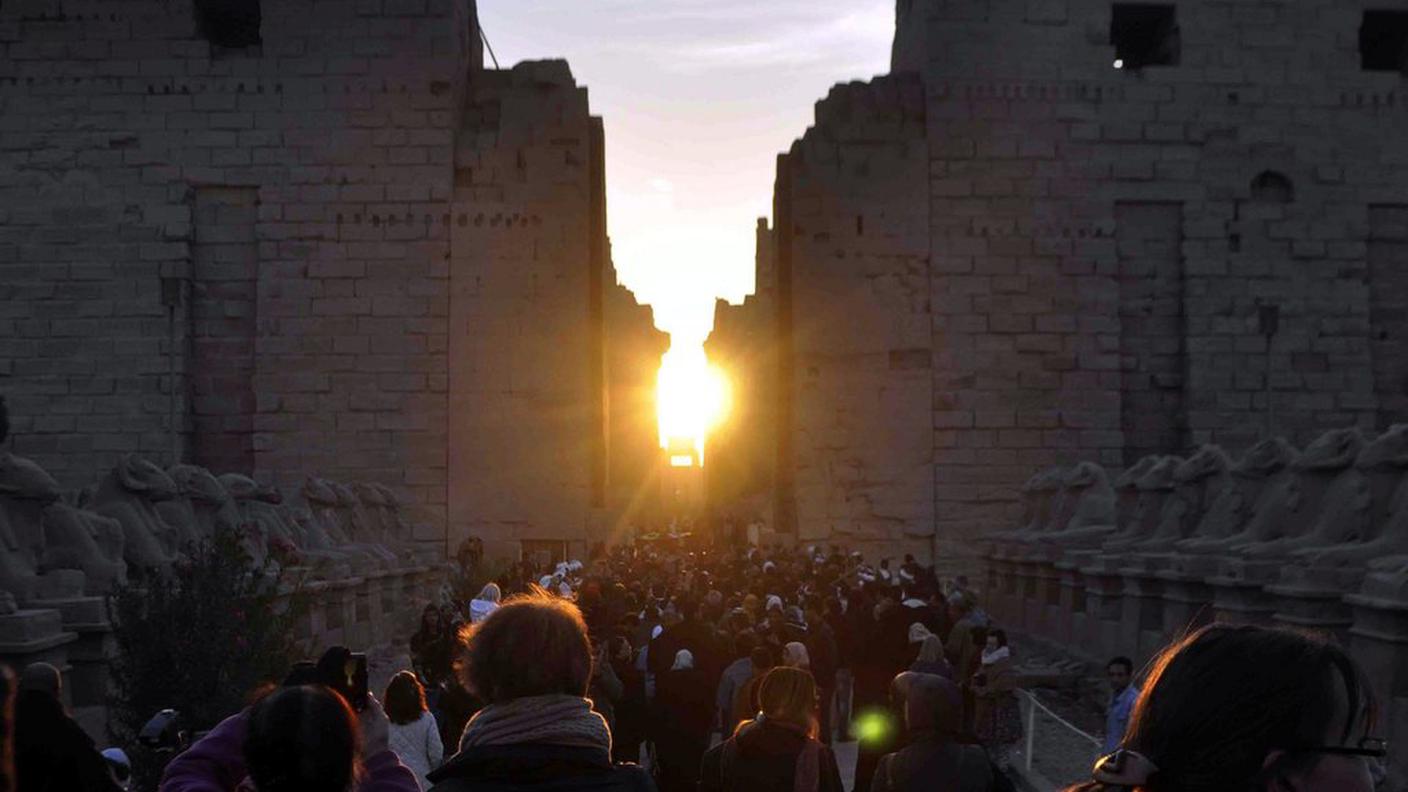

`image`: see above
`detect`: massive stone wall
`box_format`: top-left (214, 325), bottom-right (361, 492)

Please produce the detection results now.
top-left (606, 272), bottom-right (669, 537)
top-left (782, 77), bottom-right (934, 558)
top-left (0, 0), bottom-right (665, 561)
top-left (705, 221), bottom-right (780, 525)
top-left (716, 0), bottom-right (1408, 563)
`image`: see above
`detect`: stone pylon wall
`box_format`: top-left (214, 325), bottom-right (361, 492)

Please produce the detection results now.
top-left (913, 0), bottom-right (1399, 548)
top-left (0, 0), bottom-right (472, 529)
top-left (0, 1), bottom-right (667, 560)
top-left (721, 0), bottom-right (1408, 563)
top-left (447, 61), bottom-right (643, 561)
top-left (773, 76), bottom-right (938, 559)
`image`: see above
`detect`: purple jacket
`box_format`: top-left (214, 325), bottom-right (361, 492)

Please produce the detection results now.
top-left (159, 710), bottom-right (419, 792)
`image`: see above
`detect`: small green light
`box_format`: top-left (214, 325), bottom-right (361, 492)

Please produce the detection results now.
top-left (852, 709), bottom-right (895, 745)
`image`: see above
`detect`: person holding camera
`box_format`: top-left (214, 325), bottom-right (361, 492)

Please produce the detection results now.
top-left (159, 650), bottom-right (418, 792)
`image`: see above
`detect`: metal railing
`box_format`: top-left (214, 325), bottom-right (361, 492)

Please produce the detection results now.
top-left (1015, 689), bottom-right (1104, 788)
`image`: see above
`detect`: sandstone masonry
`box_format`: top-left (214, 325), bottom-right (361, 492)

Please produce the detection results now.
top-left (713, 0), bottom-right (1408, 565)
top-left (0, 0), bottom-right (665, 563)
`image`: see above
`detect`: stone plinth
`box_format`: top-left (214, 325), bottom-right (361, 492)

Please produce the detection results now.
top-left (1117, 567), bottom-right (1168, 665)
top-left (1266, 566), bottom-right (1361, 642)
top-left (1032, 561), bottom-right (1065, 644)
top-left (1054, 562), bottom-right (1086, 647)
top-left (1209, 560), bottom-right (1282, 626)
top-left (1345, 590), bottom-right (1408, 792)
top-left (349, 578), bottom-right (375, 650)
top-left (28, 596), bottom-right (111, 709)
top-left (987, 555), bottom-right (1023, 626)
top-left (0, 609), bottom-right (77, 678)
top-left (1079, 565), bottom-right (1127, 662)
top-left (1016, 559), bottom-right (1044, 634)
top-left (1151, 566), bottom-right (1215, 639)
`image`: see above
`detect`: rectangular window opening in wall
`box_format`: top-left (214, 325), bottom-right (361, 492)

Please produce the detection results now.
top-left (1110, 4), bottom-right (1179, 70)
top-left (195, 0), bottom-right (262, 50)
top-left (1361, 11), bottom-right (1408, 73)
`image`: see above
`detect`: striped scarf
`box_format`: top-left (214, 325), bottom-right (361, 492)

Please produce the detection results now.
top-left (459, 695), bottom-right (612, 754)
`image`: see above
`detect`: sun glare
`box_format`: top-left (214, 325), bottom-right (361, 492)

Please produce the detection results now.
top-left (656, 346), bottom-right (730, 466)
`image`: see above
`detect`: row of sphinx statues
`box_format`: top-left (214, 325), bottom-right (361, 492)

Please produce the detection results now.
top-left (989, 424), bottom-right (1408, 582)
top-left (0, 449), bottom-right (439, 612)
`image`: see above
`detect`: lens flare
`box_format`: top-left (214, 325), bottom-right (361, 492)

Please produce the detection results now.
top-left (852, 708), bottom-right (897, 745)
top-left (656, 346), bottom-right (730, 466)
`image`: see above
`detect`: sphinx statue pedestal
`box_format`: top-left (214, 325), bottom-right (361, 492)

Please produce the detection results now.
top-left (361, 570), bottom-right (398, 646)
top-left (1264, 565), bottom-right (1361, 642)
top-left (301, 580), bottom-right (337, 651)
top-left (0, 607), bottom-right (77, 682)
top-left (28, 590), bottom-right (112, 710)
top-left (1011, 558), bottom-right (1048, 636)
top-left (987, 555), bottom-right (1023, 626)
top-left (1051, 562), bottom-right (1086, 647)
top-left (1079, 565), bottom-right (1127, 662)
top-left (348, 576), bottom-right (376, 650)
top-left (1345, 576), bottom-right (1408, 792)
top-left (323, 577), bottom-right (363, 650)
top-left (1115, 565), bottom-right (1168, 665)
top-left (1024, 561), bottom-right (1063, 644)
top-left (1209, 560), bottom-right (1281, 625)
top-left (1118, 551), bottom-right (1212, 639)
top-left (1151, 565), bottom-right (1215, 638)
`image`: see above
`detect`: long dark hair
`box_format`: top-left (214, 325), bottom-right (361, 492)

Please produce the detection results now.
top-left (1067, 624), bottom-right (1376, 792)
top-left (245, 685), bottom-right (360, 792)
top-left (385, 670), bottom-right (428, 725)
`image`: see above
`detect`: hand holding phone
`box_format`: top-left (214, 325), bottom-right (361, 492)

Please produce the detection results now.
top-left (359, 693), bottom-right (390, 756)
top-left (344, 653), bottom-right (369, 712)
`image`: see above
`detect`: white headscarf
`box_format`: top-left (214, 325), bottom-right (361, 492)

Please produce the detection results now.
top-left (908, 622), bottom-right (933, 644)
top-left (981, 645), bottom-right (1011, 666)
top-left (672, 649), bottom-right (695, 670)
top-left (783, 641), bottom-right (810, 669)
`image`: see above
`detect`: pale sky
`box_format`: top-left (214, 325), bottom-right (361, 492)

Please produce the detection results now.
top-left (478, 1), bottom-right (895, 347)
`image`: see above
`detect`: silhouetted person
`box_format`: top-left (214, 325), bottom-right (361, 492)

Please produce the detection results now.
top-left (699, 667), bottom-right (842, 792)
top-left (0, 665), bottom-right (13, 792)
top-left (427, 591), bottom-right (654, 792)
top-left (872, 673), bottom-right (993, 792)
top-left (653, 651), bottom-right (713, 792)
top-left (15, 662), bottom-right (121, 792)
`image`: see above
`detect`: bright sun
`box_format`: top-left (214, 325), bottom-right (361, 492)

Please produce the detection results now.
top-left (656, 346), bottom-right (730, 467)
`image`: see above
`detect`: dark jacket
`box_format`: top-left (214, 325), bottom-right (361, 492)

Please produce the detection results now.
top-left (871, 732), bottom-right (993, 792)
top-left (16, 691), bottom-right (121, 792)
top-left (427, 744), bottom-right (655, 792)
top-left (805, 623), bottom-right (839, 689)
top-left (648, 619), bottom-right (724, 684)
top-left (654, 667), bottom-right (714, 739)
top-left (698, 719), bottom-right (843, 792)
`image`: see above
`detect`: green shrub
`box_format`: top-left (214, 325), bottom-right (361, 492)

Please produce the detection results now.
top-left (107, 528), bottom-right (307, 790)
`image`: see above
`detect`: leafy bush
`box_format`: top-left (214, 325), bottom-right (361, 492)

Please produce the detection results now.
top-left (108, 528), bottom-right (307, 790)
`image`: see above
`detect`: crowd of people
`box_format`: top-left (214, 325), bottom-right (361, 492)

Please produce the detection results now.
top-left (0, 539), bottom-right (1388, 792)
top-left (349, 541), bottom-right (1383, 792)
